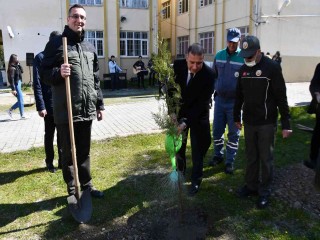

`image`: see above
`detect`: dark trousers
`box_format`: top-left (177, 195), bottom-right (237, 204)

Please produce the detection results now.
top-left (57, 121), bottom-right (93, 195)
top-left (137, 72), bottom-right (145, 89)
top-left (44, 115), bottom-right (61, 165)
top-left (176, 118), bottom-right (211, 185)
top-left (148, 71), bottom-right (156, 86)
top-left (244, 123), bottom-right (276, 197)
top-left (111, 73), bottom-right (119, 90)
top-left (310, 112), bottom-right (320, 163)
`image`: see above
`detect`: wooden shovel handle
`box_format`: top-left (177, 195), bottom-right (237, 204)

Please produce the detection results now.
top-left (62, 37), bottom-right (81, 199)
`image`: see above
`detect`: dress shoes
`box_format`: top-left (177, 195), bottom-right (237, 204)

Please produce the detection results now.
top-left (303, 160), bottom-right (316, 170)
top-left (46, 163), bottom-right (56, 173)
top-left (236, 185), bottom-right (258, 198)
top-left (257, 196), bottom-right (269, 209)
top-left (90, 188), bottom-right (104, 198)
top-left (58, 159), bottom-right (62, 169)
top-left (188, 183), bottom-right (200, 196)
top-left (225, 163), bottom-right (234, 174)
top-left (208, 156), bottom-right (223, 167)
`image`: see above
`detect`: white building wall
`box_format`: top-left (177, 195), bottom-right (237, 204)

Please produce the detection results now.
top-left (256, 0), bottom-right (320, 82)
top-left (0, 0), bottom-right (65, 84)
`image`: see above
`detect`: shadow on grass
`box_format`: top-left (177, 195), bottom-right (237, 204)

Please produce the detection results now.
top-left (0, 196), bottom-right (66, 231)
top-left (0, 167), bottom-right (46, 185)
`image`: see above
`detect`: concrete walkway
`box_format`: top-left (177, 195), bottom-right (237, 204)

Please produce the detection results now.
top-left (0, 82), bottom-right (311, 153)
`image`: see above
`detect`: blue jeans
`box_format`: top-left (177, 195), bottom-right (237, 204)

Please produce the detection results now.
top-left (10, 80), bottom-right (24, 117)
top-left (213, 96), bottom-right (240, 164)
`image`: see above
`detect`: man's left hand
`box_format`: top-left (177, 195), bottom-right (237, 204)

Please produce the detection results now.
top-left (97, 110), bottom-right (103, 121)
top-left (282, 129), bottom-right (292, 138)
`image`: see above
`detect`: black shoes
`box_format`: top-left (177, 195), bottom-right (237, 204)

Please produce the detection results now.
top-left (236, 185), bottom-right (258, 198)
top-left (46, 163), bottom-right (57, 173)
top-left (58, 159), bottom-right (62, 169)
top-left (237, 185), bottom-right (270, 209)
top-left (90, 188), bottom-right (104, 198)
top-left (208, 156), bottom-right (223, 167)
top-left (225, 163), bottom-right (234, 174)
top-left (188, 183), bottom-right (200, 196)
top-left (257, 196), bottom-right (269, 209)
top-left (303, 160), bottom-right (316, 170)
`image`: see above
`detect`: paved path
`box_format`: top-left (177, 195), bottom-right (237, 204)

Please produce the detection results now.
top-left (0, 82), bottom-right (311, 153)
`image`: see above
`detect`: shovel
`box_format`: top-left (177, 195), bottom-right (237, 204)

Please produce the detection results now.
top-left (63, 37), bottom-right (92, 223)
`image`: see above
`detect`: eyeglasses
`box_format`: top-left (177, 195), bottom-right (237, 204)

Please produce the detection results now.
top-left (69, 14), bottom-right (86, 20)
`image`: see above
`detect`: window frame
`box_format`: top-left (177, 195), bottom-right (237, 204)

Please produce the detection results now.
top-left (70, 0), bottom-right (103, 6)
top-left (177, 36), bottom-right (189, 55)
top-left (199, 31), bottom-right (214, 54)
top-left (199, 0), bottom-right (213, 8)
top-left (84, 30), bottom-right (104, 57)
top-left (178, 0), bottom-right (189, 15)
top-left (162, 1), bottom-right (171, 19)
top-left (120, 31), bottom-right (149, 57)
top-left (119, 0), bottom-right (149, 9)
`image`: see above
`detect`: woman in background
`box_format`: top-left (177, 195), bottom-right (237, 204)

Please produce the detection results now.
top-left (7, 54), bottom-right (26, 119)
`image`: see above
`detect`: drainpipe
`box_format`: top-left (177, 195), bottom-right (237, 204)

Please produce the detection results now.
top-left (214, 0), bottom-right (217, 55)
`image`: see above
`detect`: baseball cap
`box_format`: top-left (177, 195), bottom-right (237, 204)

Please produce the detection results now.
top-left (227, 28), bottom-right (241, 42)
top-left (239, 35), bottom-right (261, 58)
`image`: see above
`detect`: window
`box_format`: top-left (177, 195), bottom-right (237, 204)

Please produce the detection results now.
top-left (199, 32), bottom-right (214, 54)
top-left (178, 0), bottom-right (188, 14)
top-left (238, 26), bottom-right (249, 40)
top-left (70, 0), bottom-right (102, 5)
top-left (85, 30), bottom-right (104, 57)
top-left (177, 36), bottom-right (189, 55)
top-left (120, 0), bottom-right (148, 9)
top-left (162, 1), bottom-right (171, 19)
top-left (120, 31), bottom-right (148, 57)
top-left (199, 0), bottom-right (213, 7)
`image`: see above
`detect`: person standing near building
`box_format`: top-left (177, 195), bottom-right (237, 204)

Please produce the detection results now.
top-left (147, 53), bottom-right (156, 87)
top-left (33, 31), bottom-right (62, 173)
top-left (173, 43), bottom-right (215, 196)
top-left (41, 4), bottom-right (105, 198)
top-left (234, 35), bottom-right (292, 209)
top-left (7, 54), bottom-right (27, 120)
top-left (304, 63), bottom-right (320, 170)
top-left (209, 28), bottom-right (244, 174)
top-left (272, 51), bottom-right (282, 64)
top-left (108, 55), bottom-right (122, 91)
top-left (133, 56), bottom-right (146, 89)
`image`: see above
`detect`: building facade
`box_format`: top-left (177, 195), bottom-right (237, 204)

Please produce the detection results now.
top-left (1, 0), bottom-right (319, 84)
top-left (0, 0), bottom-right (158, 85)
top-left (158, 0), bottom-right (320, 82)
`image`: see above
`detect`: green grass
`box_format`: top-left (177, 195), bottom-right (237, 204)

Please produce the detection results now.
top-left (0, 106), bottom-right (319, 239)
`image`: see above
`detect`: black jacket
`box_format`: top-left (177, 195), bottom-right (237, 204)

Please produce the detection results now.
top-left (173, 59), bottom-right (215, 127)
top-left (41, 25), bottom-right (104, 124)
top-left (33, 51), bottom-right (54, 115)
top-left (234, 56), bottom-right (291, 130)
top-left (8, 64), bottom-right (23, 91)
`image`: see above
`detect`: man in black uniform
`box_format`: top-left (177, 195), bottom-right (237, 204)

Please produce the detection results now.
top-left (234, 35), bottom-right (292, 208)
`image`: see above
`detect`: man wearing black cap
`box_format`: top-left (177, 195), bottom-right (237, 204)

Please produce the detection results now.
top-left (210, 28), bottom-right (244, 175)
top-left (233, 35), bottom-right (292, 209)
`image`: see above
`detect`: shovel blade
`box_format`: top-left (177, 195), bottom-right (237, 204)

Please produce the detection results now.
top-left (67, 189), bottom-right (92, 223)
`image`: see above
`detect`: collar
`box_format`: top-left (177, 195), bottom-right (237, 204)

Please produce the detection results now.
top-left (63, 25), bottom-right (85, 43)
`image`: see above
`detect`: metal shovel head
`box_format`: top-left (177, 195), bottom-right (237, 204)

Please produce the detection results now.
top-left (67, 189), bottom-right (92, 223)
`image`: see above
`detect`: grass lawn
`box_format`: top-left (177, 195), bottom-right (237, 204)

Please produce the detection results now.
top-left (0, 106), bottom-right (319, 239)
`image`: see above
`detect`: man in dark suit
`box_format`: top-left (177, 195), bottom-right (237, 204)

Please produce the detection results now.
top-left (33, 31), bottom-right (62, 173)
top-left (173, 43), bottom-right (215, 196)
